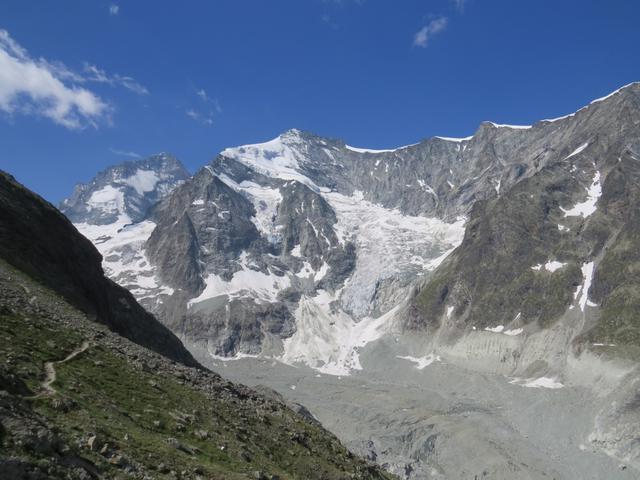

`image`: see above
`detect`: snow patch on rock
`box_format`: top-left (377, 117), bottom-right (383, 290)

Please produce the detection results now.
top-left (396, 354), bottom-right (441, 370)
top-left (87, 185), bottom-right (127, 216)
top-left (532, 260), bottom-right (568, 273)
top-left (503, 328), bottom-right (523, 336)
top-left (487, 122), bottom-right (532, 130)
top-left (561, 171), bottom-right (601, 218)
top-left (576, 261), bottom-right (596, 312)
top-left (189, 253), bottom-right (291, 306)
top-left (76, 219), bottom-right (173, 302)
top-left (434, 135), bottom-right (473, 142)
top-left (123, 169), bottom-right (161, 196)
top-left (485, 325), bottom-right (505, 333)
top-left (216, 173), bottom-right (283, 244)
top-left (565, 142), bottom-right (590, 160)
top-left (517, 377), bottom-right (565, 389)
top-left (345, 143), bottom-right (417, 154)
top-left (221, 132), bottom-right (322, 192)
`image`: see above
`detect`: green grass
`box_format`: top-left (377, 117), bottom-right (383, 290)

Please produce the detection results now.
top-left (0, 283), bottom-right (393, 480)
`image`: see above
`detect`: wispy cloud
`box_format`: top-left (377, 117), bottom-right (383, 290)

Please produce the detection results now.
top-left (195, 88), bottom-right (221, 112)
top-left (320, 0), bottom-right (365, 28)
top-left (413, 17), bottom-right (448, 48)
top-left (195, 89), bottom-right (208, 101)
top-left (321, 13), bottom-right (339, 29)
top-left (451, 0), bottom-right (466, 13)
top-left (109, 147), bottom-right (141, 158)
top-left (185, 108), bottom-right (213, 125)
top-left (109, 4), bottom-right (119, 16)
top-left (0, 29), bottom-right (108, 129)
top-left (185, 88), bottom-right (220, 126)
top-left (83, 64), bottom-right (148, 95)
top-left (212, 98), bottom-right (222, 114)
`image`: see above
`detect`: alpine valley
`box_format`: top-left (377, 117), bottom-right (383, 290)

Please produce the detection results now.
top-left (4, 82), bottom-right (640, 479)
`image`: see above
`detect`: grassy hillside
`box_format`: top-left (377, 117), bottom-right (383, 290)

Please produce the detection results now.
top-left (0, 259), bottom-right (394, 480)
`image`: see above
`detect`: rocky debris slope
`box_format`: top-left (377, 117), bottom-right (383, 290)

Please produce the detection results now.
top-left (399, 83), bottom-right (640, 471)
top-left (0, 259), bottom-right (394, 480)
top-left (215, 345), bottom-right (638, 480)
top-left (0, 170), bottom-right (197, 367)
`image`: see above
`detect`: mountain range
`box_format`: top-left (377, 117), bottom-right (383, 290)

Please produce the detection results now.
top-left (0, 169), bottom-right (394, 479)
top-left (3, 82), bottom-right (639, 479)
top-left (61, 82), bottom-right (640, 376)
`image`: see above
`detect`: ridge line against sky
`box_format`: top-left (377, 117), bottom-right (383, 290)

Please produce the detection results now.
top-left (0, 0), bottom-right (639, 202)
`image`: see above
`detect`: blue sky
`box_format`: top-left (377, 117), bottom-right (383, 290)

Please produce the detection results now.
top-left (1, 0), bottom-right (639, 203)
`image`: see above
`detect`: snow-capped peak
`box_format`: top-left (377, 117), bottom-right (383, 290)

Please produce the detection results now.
top-left (61, 153), bottom-right (189, 225)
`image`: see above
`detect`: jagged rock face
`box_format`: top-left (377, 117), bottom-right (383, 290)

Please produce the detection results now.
top-left (407, 83), bottom-right (640, 354)
top-left (58, 154), bottom-right (190, 311)
top-left (60, 153), bottom-right (189, 225)
top-left (64, 83), bottom-right (640, 377)
top-left (54, 82), bottom-right (640, 478)
top-left (132, 127), bottom-right (478, 363)
top-left (147, 169), bottom-right (260, 292)
top-left (143, 158), bottom-right (362, 358)
top-left (166, 115), bottom-right (584, 360)
top-left (0, 171), bottom-right (198, 367)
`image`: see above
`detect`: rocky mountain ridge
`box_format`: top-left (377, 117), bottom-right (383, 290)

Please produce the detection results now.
top-left (62, 82), bottom-right (640, 380)
top-left (39, 80), bottom-right (640, 478)
top-left (407, 80), bottom-right (640, 361)
top-left (61, 153), bottom-right (189, 226)
top-left (0, 171), bottom-right (394, 480)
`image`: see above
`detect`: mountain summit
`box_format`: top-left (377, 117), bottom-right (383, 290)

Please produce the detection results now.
top-left (59, 82), bottom-right (640, 479)
top-left (62, 82), bottom-right (640, 369)
top-left (59, 154), bottom-right (190, 309)
top-left (60, 153), bottom-right (189, 226)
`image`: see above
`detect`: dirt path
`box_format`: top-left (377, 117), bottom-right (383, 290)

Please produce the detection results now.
top-left (31, 341), bottom-right (90, 398)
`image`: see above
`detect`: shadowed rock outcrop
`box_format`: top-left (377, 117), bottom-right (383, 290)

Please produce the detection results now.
top-left (0, 171), bottom-right (198, 367)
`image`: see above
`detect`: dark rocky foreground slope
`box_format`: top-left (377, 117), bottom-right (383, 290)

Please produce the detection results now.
top-left (0, 172), bottom-right (394, 480)
top-left (0, 170), bottom-right (196, 367)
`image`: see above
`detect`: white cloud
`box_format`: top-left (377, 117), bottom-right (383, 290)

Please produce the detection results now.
top-left (109, 147), bottom-right (141, 158)
top-left (452, 0), bottom-right (466, 12)
top-left (212, 98), bottom-right (222, 113)
top-left (196, 88), bottom-right (208, 101)
top-left (195, 88), bottom-right (221, 111)
top-left (321, 13), bottom-right (339, 29)
top-left (187, 88), bottom-right (220, 125)
top-left (321, 0), bottom-right (364, 27)
top-left (83, 64), bottom-right (148, 95)
top-left (185, 108), bottom-right (213, 125)
top-left (0, 29), bottom-right (108, 129)
top-left (413, 17), bottom-right (448, 48)
top-left (109, 4), bottom-right (119, 15)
